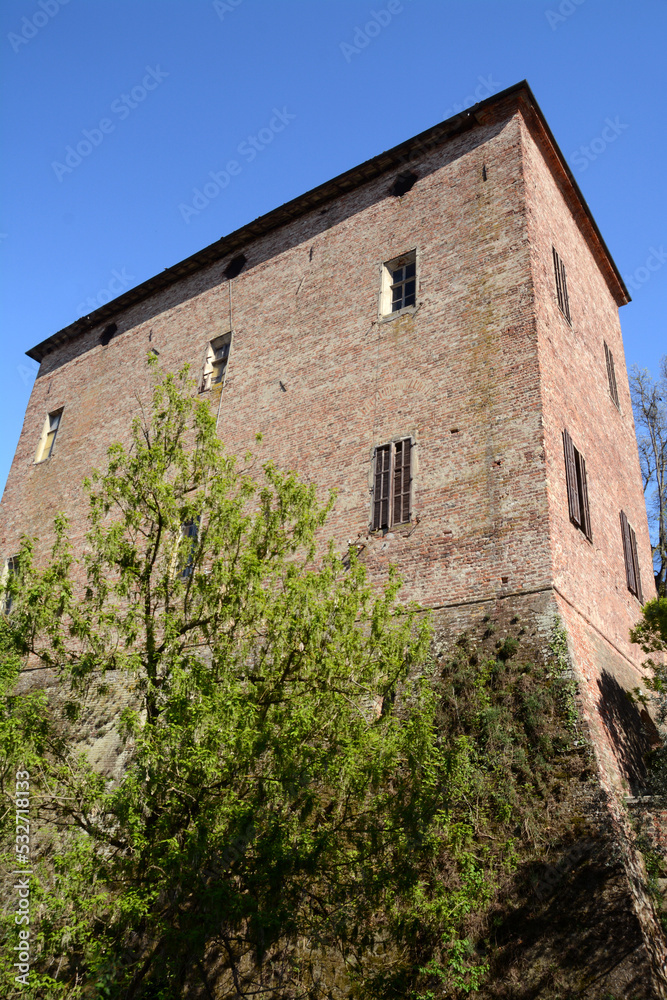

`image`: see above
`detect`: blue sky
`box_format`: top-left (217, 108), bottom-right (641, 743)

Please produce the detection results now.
top-left (1, 0), bottom-right (665, 496)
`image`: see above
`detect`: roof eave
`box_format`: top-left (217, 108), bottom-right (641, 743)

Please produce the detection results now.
top-left (26, 81), bottom-right (629, 364)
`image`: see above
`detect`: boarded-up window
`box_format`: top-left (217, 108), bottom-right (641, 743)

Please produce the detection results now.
top-left (563, 429), bottom-right (592, 541)
top-left (372, 439), bottom-right (412, 530)
top-left (620, 510), bottom-right (643, 601)
top-left (604, 341), bottom-right (620, 408)
top-left (553, 247), bottom-right (571, 323)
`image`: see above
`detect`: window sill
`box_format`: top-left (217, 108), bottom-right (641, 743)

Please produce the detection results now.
top-left (369, 522), bottom-right (412, 537)
top-left (379, 304), bottom-right (418, 324)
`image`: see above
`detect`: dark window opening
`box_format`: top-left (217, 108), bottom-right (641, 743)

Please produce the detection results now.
top-left (224, 254), bottom-right (247, 280)
top-left (390, 171), bottom-right (418, 197)
top-left (180, 518), bottom-right (200, 581)
top-left (563, 429), bottom-right (591, 541)
top-left (553, 247), bottom-right (571, 323)
top-left (620, 510), bottom-right (643, 601)
top-left (372, 439), bottom-right (412, 530)
top-left (604, 341), bottom-right (620, 408)
top-left (99, 323), bottom-right (118, 346)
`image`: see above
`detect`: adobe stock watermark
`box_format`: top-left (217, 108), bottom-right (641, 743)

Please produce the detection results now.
top-left (213, 0), bottom-right (244, 21)
top-left (340, 0), bottom-right (411, 62)
top-left (441, 75), bottom-right (501, 119)
top-left (545, 0), bottom-right (586, 31)
top-left (75, 266), bottom-right (136, 314)
top-left (624, 246), bottom-right (667, 295)
top-left (178, 107), bottom-right (296, 224)
top-left (8, 0), bottom-right (70, 54)
top-left (570, 116), bottom-right (629, 172)
top-left (17, 363), bottom-right (39, 388)
top-left (13, 770), bottom-right (32, 986)
top-left (51, 66), bottom-right (169, 182)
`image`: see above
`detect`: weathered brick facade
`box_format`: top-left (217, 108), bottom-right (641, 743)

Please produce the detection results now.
top-left (2, 82), bottom-right (665, 990)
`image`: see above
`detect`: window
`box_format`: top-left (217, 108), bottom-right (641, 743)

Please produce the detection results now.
top-left (390, 171), bottom-right (417, 197)
top-left (35, 409), bottom-right (63, 463)
top-left (2, 556), bottom-right (19, 614)
top-left (620, 511), bottom-right (643, 601)
top-left (380, 250), bottom-right (416, 316)
top-left (371, 438), bottom-right (412, 531)
top-left (552, 247), bottom-right (571, 323)
top-left (200, 333), bottom-right (231, 392)
top-left (604, 341), bottom-right (620, 408)
top-left (562, 429), bottom-right (591, 540)
top-left (179, 519), bottom-right (200, 581)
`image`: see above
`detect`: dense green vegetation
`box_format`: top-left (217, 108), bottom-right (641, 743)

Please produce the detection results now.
top-left (630, 596), bottom-right (667, 799)
top-left (0, 365), bottom-right (620, 998)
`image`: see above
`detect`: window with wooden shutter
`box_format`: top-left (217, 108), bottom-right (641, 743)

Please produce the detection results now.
top-left (372, 445), bottom-right (392, 531)
top-left (552, 247), bottom-right (571, 323)
top-left (563, 429), bottom-right (592, 541)
top-left (620, 510), bottom-right (643, 601)
top-left (393, 439), bottom-right (412, 525)
top-left (563, 429), bottom-right (580, 526)
top-left (603, 341), bottom-right (620, 408)
top-left (371, 439), bottom-right (412, 530)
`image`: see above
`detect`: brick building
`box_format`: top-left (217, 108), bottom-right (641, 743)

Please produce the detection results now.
top-left (2, 81), bottom-right (665, 986)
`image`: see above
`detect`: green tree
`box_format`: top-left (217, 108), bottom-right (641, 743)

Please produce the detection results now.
top-left (0, 365), bottom-right (486, 999)
top-left (630, 357), bottom-right (667, 597)
top-left (630, 597), bottom-right (667, 798)
top-left (631, 596), bottom-right (667, 718)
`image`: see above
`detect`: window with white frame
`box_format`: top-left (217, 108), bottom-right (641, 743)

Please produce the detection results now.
top-left (200, 333), bottom-right (232, 392)
top-left (380, 250), bottom-right (417, 316)
top-left (35, 409), bottom-right (63, 463)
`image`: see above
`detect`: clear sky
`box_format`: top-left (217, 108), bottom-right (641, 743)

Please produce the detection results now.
top-left (1, 0), bottom-right (665, 496)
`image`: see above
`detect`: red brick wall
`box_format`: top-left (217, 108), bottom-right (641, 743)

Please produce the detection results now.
top-left (521, 113), bottom-right (651, 683)
top-left (1, 107), bottom-right (553, 613)
top-left (0, 99), bottom-right (653, 775)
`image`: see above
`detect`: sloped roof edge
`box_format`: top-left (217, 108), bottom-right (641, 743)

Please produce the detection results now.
top-left (26, 81), bottom-right (629, 364)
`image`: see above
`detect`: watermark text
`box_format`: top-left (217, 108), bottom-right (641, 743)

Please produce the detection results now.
top-left (51, 66), bottom-right (169, 182)
top-left (8, 0), bottom-right (70, 54)
top-left (178, 107), bottom-right (296, 224)
top-left (12, 770), bottom-right (31, 986)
